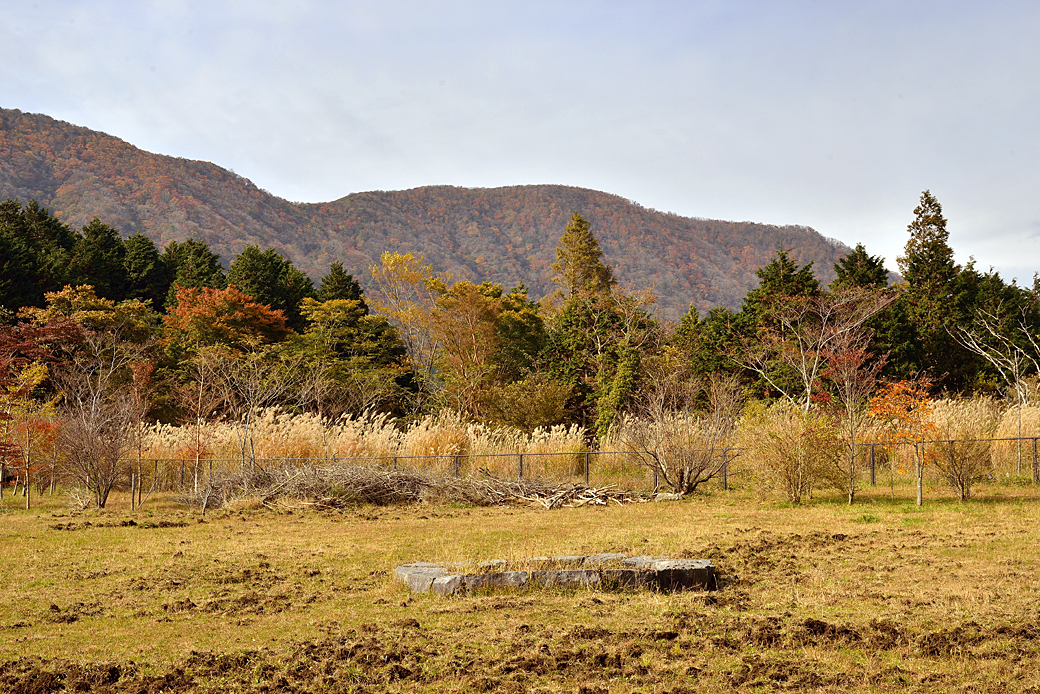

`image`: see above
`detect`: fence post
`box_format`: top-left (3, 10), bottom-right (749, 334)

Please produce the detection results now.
top-left (653, 466), bottom-right (659, 493)
top-left (870, 444), bottom-right (876, 487)
top-left (454, 455), bottom-right (460, 478)
top-left (722, 449), bottom-right (729, 491)
top-left (518, 453), bottom-right (524, 480)
top-left (1033, 438), bottom-right (1038, 484)
top-left (584, 451), bottom-right (590, 486)
top-left (393, 456), bottom-right (398, 472)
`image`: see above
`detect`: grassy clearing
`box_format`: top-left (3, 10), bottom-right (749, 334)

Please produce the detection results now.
top-left (2, 482), bottom-right (1040, 692)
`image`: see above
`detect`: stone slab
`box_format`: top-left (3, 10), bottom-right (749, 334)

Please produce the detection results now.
top-left (395, 553), bottom-right (716, 595)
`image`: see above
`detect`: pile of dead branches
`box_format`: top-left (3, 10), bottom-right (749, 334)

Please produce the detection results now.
top-left (184, 462), bottom-right (650, 511)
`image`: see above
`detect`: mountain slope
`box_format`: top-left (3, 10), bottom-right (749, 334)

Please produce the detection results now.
top-left (0, 107), bottom-right (850, 320)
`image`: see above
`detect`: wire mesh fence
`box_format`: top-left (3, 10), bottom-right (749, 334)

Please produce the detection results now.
top-left (9, 433), bottom-right (1038, 508)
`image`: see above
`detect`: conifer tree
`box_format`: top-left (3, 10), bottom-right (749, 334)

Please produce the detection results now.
top-left (70, 219), bottom-right (127, 301)
top-left (551, 212), bottom-right (615, 297)
top-left (318, 262), bottom-right (368, 312)
top-left (227, 246), bottom-right (315, 331)
top-left (162, 239), bottom-right (227, 307)
top-left (831, 243), bottom-right (888, 290)
top-left (896, 191), bottom-right (964, 386)
top-left (123, 234), bottom-right (170, 309)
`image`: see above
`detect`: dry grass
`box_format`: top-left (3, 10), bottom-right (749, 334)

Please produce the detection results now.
top-left (2, 483), bottom-right (1040, 692)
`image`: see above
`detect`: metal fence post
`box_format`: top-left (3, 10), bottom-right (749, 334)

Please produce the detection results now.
top-left (722, 449), bottom-right (729, 491)
top-left (870, 444), bottom-right (876, 487)
top-left (1027, 437), bottom-right (1035, 486)
top-left (584, 451), bottom-right (590, 486)
top-left (454, 455), bottom-right (460, 478)
top-left (518, 453), bottom-right (524, 480)
top-left (393, 456), bottom-right (398, 472)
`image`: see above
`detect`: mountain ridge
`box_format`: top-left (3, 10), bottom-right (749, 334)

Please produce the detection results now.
top-left (0, 107), bottom-right (851, 320)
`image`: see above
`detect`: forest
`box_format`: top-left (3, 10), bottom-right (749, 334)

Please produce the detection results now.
top-left (2, 190), bottom-right (1039, 509)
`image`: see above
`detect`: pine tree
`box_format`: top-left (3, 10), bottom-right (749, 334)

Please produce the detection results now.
top-left (162, 239), bottom-right (227, 307)
top-left (896, 191), bottom-right (963, 387)
top-left (227, 246), bottom-right (316, 331)
top-left (897, 191), bottom-right (957, 289)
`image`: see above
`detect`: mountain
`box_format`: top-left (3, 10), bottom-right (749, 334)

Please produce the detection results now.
top-left (0, 107), bottom-right (851, 320)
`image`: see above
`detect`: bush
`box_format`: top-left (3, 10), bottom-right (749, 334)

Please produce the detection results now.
top-left (736, 402), bottom-right (842, 503)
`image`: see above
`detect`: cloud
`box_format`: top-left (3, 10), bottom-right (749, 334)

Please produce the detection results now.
top-left (3, 0), bottom-right (1040, 282)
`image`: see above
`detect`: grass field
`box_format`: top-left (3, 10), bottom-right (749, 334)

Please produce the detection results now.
top-left (2, 479), bottom-right (1040, 693)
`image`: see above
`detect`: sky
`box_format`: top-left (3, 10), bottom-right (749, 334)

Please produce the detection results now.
top-left (3, 0), bottom-right (1040, 283)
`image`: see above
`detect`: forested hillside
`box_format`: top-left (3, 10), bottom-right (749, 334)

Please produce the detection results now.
top-left (0, 107), bottom-right (850, 319)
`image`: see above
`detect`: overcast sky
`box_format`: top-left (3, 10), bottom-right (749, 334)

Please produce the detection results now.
top-left (3, 1), bottom-right (1040, 283)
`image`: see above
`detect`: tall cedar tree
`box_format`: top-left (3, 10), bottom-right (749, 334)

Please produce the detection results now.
top-left (895, 190), bottom-right (976, 388)
top-left (123, 234), bottom-right (171, 309)
top-left (0, 199), bottom-right (78, 311)
top-left (551, 212), bottom-right (616, 297)
top-left (830, 243), bottom-right (888, 290)
top-left (544, 213), bottom-right (655, 435)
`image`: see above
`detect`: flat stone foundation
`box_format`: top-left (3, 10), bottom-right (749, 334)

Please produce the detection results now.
top-left (395, 554), bottom-right (717, 595)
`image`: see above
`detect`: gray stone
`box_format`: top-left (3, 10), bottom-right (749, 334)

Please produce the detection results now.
top-left (582, 553), bottom-right (629, 568)
top-left (463, 571), bottom-right (529, 592)
top-left (431, 574), bottom-right (465, 595)
top-left (651, 559), bottom-right (717, 591)
top-left (530, 569), bottom-right (600, 588)
top-left (394, 564), bottom-right (446, 593)
top-left (621, 555), bottom-right (658, 570)
top-left (394, 554), bottom-right (716, 595)
top-left (654, 492), bottom-right (684, 502)
top-left (600, 569), bottom-right (652, 589)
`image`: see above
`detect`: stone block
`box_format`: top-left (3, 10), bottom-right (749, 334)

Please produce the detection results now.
top-left (463, 571), bottom-right (529, 592)
top-left (530, 569), bottom-right (600, 588)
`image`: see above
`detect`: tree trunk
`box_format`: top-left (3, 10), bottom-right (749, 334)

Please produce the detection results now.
top-left (915, 443), bottom-right (924, 508)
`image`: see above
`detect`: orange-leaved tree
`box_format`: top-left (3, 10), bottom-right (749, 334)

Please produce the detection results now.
top-left (869, 379), bottom-right (936, 507)
top-left (162, 285), bottom-right (289, 355)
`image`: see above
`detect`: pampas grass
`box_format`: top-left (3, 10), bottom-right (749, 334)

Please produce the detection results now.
top-left (135, 409), bottom-right (599, 488)
top-left (992, 403), bottom-right (1040, 477)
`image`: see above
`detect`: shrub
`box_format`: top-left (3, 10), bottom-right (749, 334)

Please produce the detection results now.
top-left (736, 402), bottom-right (841, 503)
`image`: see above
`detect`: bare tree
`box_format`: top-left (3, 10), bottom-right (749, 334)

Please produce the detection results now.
top-left (953, 306), bottom-right (1040, 476)
top-left (615, 371), bottom-right (743, 494)
top-left (822, 326), bottom-right (886, 504)
top-left (53, 330), bottom-right (150, 508)
top-left (209, 343), bottom-right (302, 470)
top-left (738, 288), bottom-right (894, 412)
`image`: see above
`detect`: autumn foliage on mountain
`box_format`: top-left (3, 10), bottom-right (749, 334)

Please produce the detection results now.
top-left (0, 107), bottom-right (849, 320)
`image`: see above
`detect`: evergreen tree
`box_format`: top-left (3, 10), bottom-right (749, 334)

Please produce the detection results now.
top-left (897, 191), bottom-right (957, 288)
top-left (551, 212), bottom-right (615, 297)
top-left (162, 239), bottom-right (227, 306)
top-left (0, 199), bottom-right (77, 310)
top-left (227, 246), bottom-right (316, 331)
top-left (69, 219), bottom-right (127, 301)
top-left (318, 261), bottom-right (368, 312)
top-left (123, 234), bottom-right (171, 309)
top-left (896, 191), bottom-right (964, 387)
top-left (831, 243), bottom-right (888, 290)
